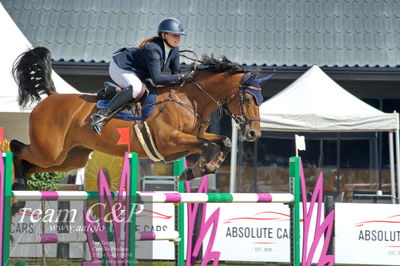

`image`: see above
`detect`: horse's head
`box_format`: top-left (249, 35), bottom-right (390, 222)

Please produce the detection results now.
top-left (188, 55), bottom-right (271, 141)
top-left (226, 73), bottom-right (272, 142)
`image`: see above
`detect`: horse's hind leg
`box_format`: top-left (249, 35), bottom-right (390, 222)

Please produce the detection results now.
top-left (10, 139), bottom-right (92, 188)
top-left (10, 138), bottom-right (67, 187)
top-left (10, 139), bottom-right (29, 189)
top-left (10, 146), bottom-right (92, 216)
top-left (24, 147), bottom-right (93, 177)
top-left (10, 133), bottom-right (76, 183)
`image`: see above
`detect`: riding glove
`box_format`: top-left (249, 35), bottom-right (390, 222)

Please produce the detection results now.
top-left (179, 71), bottom-right (195, 83)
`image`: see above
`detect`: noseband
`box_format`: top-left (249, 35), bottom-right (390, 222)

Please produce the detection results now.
top-left (225, 73), bottom-right (261, 127)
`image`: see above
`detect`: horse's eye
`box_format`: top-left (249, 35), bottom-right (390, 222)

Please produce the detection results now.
top-left (244, 96), bottom-right (252, 103)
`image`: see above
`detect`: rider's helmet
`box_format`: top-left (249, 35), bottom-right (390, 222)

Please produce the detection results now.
top-left (158, 18), bottom-right (185, 36)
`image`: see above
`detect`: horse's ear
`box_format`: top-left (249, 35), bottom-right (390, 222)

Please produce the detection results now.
top-left (246, 73), bottom-right (256, 83)
top-left (258, 74), bottom-right (273, 84)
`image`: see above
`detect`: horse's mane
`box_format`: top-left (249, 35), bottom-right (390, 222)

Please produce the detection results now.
top-left (199, 55), bottom-right (245, 75)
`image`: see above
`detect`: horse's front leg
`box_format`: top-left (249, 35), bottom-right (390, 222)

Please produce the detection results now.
top-left (201, 133), bottom-right (232, 173)
top-left (176, 137), bottom-right (220, 181)
top-left (162, 131), bottom-right (218, 181)
top-left (182, 134), bottom-right (231, 180)
top-left (187, 136), bottom-right (221, 178)
top-left (169, 133), bottom-right (229, 182)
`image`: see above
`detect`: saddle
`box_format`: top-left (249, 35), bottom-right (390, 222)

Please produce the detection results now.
top-left (95, 80), bottom-right (156, 121)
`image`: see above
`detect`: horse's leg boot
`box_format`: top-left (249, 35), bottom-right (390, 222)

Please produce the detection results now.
top-left (90, 86), bottom-right (134, 134)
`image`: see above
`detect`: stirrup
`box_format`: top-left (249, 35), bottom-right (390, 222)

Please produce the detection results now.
top-left (91, 112), bottom-right (108, 122)
top-left (90, 112), bottom-right (109, 135)
top-left (91, 123), bottom-right (104, 135)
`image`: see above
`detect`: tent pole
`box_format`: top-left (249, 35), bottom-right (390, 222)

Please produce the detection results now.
top-left (374, 133), bottom-right (379, 192)
top-left (388, 132), bottom-right (396, 204)
top-left (336, 133), bottom-right (341, 197)
top-left (252, 138), bottom-right (258, 193)
top-left (378, 131), bottom-right (383, 190)
top-left (396, 129), bottom-right (400, 204)
top-left (230, 119), bottom-right (238, 193)
top-left (378, 99), bottom-right (384, 190)
top-left (369, 139), bottom-right (374, 190)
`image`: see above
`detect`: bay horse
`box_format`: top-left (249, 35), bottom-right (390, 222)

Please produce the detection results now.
top-left (11, 47), bottom-right (270, 188)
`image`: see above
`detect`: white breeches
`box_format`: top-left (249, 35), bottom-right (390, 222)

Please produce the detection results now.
top-left (109, 58), bottom-right (143, 98)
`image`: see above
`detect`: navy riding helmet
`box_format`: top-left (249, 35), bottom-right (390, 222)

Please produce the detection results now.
top-left (158, 18), bottom-right (185, 36)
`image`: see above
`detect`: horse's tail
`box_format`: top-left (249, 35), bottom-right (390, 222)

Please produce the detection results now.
top-left (12, 47), bottom-right (56, 108)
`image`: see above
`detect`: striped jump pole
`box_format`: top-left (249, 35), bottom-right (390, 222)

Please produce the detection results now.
top-left (11, 191), bottom-right (294, 203)
top-left (17, 231), bottom-right (180, 244)
top-left (136, 231), bottom-right (180, 242)
top-left (139, 192), bottom-right (293, 203)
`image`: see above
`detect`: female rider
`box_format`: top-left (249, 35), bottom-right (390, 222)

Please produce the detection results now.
top-left (91, 18), bottom-right (193, 134)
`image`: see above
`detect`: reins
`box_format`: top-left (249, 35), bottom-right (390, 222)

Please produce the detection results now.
top-left (179, 50), bottom-right (203, 71)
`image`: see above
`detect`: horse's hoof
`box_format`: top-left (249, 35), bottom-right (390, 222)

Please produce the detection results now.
top-left (178, 168), bottom-right (196, 182)
top-left (178, 171), bottom-right (187, 182)
top-left (12, 182), bottom-right (26, 190)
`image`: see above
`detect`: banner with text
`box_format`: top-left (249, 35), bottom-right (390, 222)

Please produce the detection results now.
top-left (204, 203), bottom-right (323, 263)
top-left (335, 203), bottom-right (400, 265)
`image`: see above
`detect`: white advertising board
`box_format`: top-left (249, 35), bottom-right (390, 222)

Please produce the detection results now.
top-left (10, 201), bottom-right (176, 260)
top-left (11, 201), bottom-right (86, 258)
top-left (10, 201), bottom-right (329, 263)
top-left (335, 203), bottom-right (400, 265)
top-left (136, 203), bottom-right (176, 260)
top-left (204, 203), bottom-right (323, 263)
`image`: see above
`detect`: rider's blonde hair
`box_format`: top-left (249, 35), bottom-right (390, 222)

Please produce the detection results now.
top-left (137, 36), bottom-right (160, 49)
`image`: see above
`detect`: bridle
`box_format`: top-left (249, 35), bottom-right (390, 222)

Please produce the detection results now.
top-left (146, 51), bottom-right (261, 135)
top-left (179, 51), bottom-right (261, 128)
top-left (179, 70), bottom-right (261, 129)
top-left (224, 73), bottom-right (261, 127)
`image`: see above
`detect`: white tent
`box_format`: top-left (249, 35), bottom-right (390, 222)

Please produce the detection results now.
top-left (230, 66), bottom-right (400, 203)
top-left (259, 66), bottom-right (399, 132)
top-left (0, 3), bottom-right (80, 142)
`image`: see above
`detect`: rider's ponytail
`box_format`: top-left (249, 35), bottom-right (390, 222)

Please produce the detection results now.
top-left (137, 36), bottom-right (160, 49)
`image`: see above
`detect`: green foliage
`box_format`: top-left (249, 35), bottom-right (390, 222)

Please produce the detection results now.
top-left (27, 172), bottom-right (66, 191)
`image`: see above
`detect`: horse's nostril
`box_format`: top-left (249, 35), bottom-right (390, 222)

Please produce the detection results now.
top-left (248, 131), bottom-right (256, 138)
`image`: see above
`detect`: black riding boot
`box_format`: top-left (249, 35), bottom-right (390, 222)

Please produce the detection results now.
top-left (96, 82), bottom-right (122, 100)
top-left (90, 86), bottom-right (134, 134)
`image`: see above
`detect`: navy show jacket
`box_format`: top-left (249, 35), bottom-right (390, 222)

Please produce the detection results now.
top-left (112, 38), bottom-right (180, 85)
